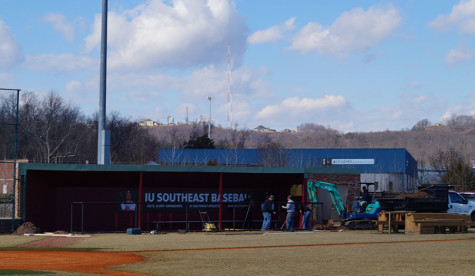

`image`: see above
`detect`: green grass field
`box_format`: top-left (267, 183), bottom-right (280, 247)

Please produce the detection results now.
top-left (1, 229), bottom-right (475, 275)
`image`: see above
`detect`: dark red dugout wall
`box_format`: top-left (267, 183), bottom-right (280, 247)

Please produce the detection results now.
top-left (20, 164), bottom-right (359, 232)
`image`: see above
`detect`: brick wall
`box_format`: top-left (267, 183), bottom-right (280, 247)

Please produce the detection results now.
top-left (1, 161), bottom-right (27, 218)
top-left (308, 173), bottom-right (360, 184)
top-left (0, 162), bottom-right (14, 194)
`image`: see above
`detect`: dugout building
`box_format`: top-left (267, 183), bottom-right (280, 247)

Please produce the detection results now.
top-left (18, 163), bottom-right (359, 233)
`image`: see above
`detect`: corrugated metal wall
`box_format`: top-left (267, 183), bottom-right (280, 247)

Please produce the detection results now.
top-left (158, 148), bottom-right (417, 175)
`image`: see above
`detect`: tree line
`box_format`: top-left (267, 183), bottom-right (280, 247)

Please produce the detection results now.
top-left (0, 91), bottom-right (158, 164)
top-left (1, 91), bottom-right (474, 189)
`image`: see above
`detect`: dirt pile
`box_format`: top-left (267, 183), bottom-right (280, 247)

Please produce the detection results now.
top-left (12, 222), bottom-right (40, 235)
top-left (396, 191), bottom-right (432, 199)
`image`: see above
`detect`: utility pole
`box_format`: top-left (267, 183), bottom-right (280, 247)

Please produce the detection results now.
top-left (208, 96), bottom-right (213, 139)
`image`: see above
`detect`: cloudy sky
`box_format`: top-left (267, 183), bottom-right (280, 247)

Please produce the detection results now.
top-left (1, 0), bottom-right (475, 132)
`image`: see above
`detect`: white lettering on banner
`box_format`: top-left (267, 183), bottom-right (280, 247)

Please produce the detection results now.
top-left (331, 159), bottom-right (375, 165)
top-left (146, 192), bottom-right (247, 204)
top-left (145, 193), bottom-right (155, 202)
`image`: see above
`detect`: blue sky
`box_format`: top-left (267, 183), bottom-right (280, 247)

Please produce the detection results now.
top-left (1, 0), bottom-right (475, 132)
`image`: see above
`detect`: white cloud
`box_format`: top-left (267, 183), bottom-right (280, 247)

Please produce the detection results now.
top-left (84, 0), bottom-right (248, 70)
top-left (428, 0), bottom-right (475, 34)
top-left (61, 79), bottom-right (98, 113)
top-left (445, 45), bottom-right (475, 66)
top-left (0, 73), bottom-right (14, 82)
top-left (182, 66), bottom-right (227, 99)
top-left (41, 13), bottom-right (75, 41)
top-left (287, 5), bottom-right (402, 57)
top-left (88, 65), bottom-right (273, 126)
top-left (441, 92), bottom-right (475, 119)
top-left (247, 17), bottom-right (295, 44)
top-left (254, 95), bottom-right (351, 130)
top-left (178, 65), bottom-right (273, 104)
top-left (108, 72), bottom-right (181, 91)
top-left (24, 53), bottom-right (97, 71)
top-left (362, 51), bottom-right (384, 63)
top-left (251, 92), bottom-right (450, 132)
top-left (256, 95), bottom-right (347, 119)
top-left (0, 19), bottom-right (23, 69)
top-left (227, 100), bottom-right (251, 125)
top-left (65, 80), bottom-right (82, 93)
top-left (359, 93), bottom-right (446, 131)
top-left (408, 81), bottom-right (421, 89)
top-left (126, 90), bottom-right (163, 104)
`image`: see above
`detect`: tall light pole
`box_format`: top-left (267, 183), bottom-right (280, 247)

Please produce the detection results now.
top-left (208, 96), bottom-right (213, 139)
top-left (97, 0), bottom-right (110, 164)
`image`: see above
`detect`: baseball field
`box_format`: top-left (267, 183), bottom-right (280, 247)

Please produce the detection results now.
top-left (1, 229), bottom-right (474, 275)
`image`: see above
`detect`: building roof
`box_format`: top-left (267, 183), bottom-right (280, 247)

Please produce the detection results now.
top-left (18, 163), bottom-right (359, 176)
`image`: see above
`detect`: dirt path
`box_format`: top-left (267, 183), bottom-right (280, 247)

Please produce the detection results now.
top-left (0, 251), bottom-right (148, 276)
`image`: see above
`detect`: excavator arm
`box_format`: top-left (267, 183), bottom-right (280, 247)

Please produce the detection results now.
top-left (307, 180), bottom-right (346, 217)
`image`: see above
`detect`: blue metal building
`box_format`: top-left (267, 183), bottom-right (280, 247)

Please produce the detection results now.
top-left (158, 148), bottom-right (418, 193)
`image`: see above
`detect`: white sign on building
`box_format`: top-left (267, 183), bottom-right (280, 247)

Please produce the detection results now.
top-left (331, 159), bottom-right (375, 165)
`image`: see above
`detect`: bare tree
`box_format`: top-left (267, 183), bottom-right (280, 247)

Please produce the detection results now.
top-left (108, 112), bottom-right (159, 164)
top-left (429, 147), bottom-right (475, 190)
top-left (441, 158), bottom-right (475, 191)
top-left (429, 148), bottom-right (462, 175)
top-left (19, 92), bottom-right (86, 163)
top-left (443, 114), bottom-right (475, 127)
top-left (256, 135), bottom-right (290, 167)
top-left (411, 119), bottom-right (431, 131)
top-left (215, 125), bottom-right (251, 149)
top-left (0, 93), bottom-right (18, 159)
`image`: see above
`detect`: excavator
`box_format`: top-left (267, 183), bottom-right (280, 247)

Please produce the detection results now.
top-left (307, 180), bottom-right (381, 229)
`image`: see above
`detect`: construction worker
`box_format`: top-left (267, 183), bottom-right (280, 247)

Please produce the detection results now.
top-left (261, 195), bottom-right (275, 231)
top-left (299, 204), bottom-right (312, 230)
top-left (282, 195), bottom-right (295, 232)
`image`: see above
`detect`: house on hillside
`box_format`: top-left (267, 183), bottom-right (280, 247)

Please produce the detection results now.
top-left (138, 119), bottom-right (159, 127)
top-left (253, 125), bottom-right (276, 132)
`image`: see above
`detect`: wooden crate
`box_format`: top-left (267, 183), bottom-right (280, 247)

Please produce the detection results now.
top-left (405, 213), bottom-right (471, 234)
top-left (377, 211), bottom-right (408, 233)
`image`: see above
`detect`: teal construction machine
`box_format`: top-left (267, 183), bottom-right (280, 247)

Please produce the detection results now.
top-left (307, 180), bottom-right (381, 229)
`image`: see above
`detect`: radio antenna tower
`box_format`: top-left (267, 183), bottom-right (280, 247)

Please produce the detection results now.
top-left (227, 41), bottom-right (233, 129)
top-left (185, 106), bottom-right (189, 125)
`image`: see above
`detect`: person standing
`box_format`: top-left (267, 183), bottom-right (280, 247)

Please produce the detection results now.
top-left (282, 195), bottom-right (295, 232)
top-left (299, 204), bottom-right (312, 230)
top-left (261, 195), bottom-right (275, 231)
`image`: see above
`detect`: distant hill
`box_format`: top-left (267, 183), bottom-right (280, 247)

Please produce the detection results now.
top-left (149, 123), bottom-right (475, 164)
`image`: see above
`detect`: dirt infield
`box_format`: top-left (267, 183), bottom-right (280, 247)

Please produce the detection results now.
top-left (1, 231), bottom-right (475, 275)
top-left (0, 251), bottom-right (147, 275)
